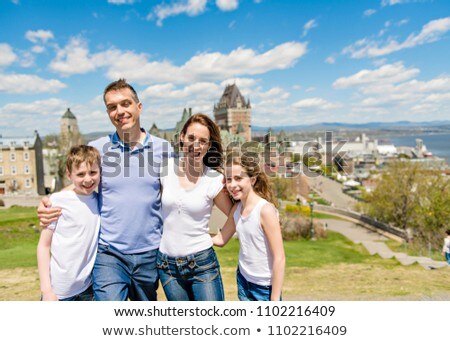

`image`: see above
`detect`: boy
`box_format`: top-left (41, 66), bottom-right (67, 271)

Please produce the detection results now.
top-left (37, 145), bottom-right (101, 301)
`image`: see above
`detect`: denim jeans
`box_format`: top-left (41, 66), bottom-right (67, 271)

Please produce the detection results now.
top-left (236, 267), bottom-right (273, 301)
top-left (59, 285), bottom-right (94, 301)
top-left (156, 247), bottom-right (224, 301)
top-left (446, 252), bottom-right (450, 264)
top-left (92, 244), bottom-right (159, 301)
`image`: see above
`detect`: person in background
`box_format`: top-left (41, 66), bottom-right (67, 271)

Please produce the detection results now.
top-left (442, 229), bottom-right (450, 265)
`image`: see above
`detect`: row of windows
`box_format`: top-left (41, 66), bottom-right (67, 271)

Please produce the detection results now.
top-left (8, 178), bottom-right (32, 189)
top-left (0, 152), bottom-right (30, 162)
top-left (0, 165), bottom-right (31, 175)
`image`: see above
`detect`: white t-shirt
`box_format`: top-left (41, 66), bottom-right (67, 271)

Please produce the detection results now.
top-left (47, 190), bottom-right (100, 299)
top-left (234, 198), bottom-right (274, 286)
top-left (159, 157), bottom-right (224, 257)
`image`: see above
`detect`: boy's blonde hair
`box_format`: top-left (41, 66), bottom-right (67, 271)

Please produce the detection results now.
top-left (66, 145), bottom-right (101, 174)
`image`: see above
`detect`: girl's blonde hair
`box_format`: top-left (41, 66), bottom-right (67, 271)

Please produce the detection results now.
top-left (226, 153), bottom-right (278, 207)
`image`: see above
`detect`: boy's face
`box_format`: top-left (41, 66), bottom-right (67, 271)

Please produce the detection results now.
top-left (67, 161), bottom-right (100, 196)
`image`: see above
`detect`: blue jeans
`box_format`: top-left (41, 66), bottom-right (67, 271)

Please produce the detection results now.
top-left (60, 285), bottom-right (94, 301)
top-left (236, 268), bottom-right (273, 301)
top-left (92, 244), bottom-right (159, 301)
top-left (156, 247), bottom-right (224, 301)
top-left (446, 252), bottom-right (450, 264)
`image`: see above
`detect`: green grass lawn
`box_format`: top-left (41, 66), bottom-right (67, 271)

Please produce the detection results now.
top-left (0, 206), bottom-right (40, 268)
top-left (1, 206), bottom-right (450, 300)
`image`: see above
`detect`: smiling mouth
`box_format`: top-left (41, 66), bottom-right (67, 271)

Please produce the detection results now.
top-left (82, 182), bottom-right (95, 189)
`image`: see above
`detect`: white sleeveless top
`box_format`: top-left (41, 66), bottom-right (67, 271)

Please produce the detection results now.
top-left (234, 198), bottom-right (274, 286)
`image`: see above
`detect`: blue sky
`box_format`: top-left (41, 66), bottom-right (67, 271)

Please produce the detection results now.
top-left (1, 0), bottom-right (449, 137)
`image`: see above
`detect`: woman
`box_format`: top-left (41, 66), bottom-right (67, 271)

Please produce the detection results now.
top-left (157, 113), bottom-right (233, 301)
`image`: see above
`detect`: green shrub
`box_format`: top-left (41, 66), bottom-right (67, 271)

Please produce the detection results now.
top-left (285, 204), bottom-right (311, 216)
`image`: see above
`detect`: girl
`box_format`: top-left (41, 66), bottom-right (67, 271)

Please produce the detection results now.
top-left (157, 113), bottom-right (233, 301)
top-left (213, 154), bottom-right (285, 301)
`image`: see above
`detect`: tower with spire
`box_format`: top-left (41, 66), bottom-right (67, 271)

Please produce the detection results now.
top-left (60, 108), bottom-right (83, 153)
top-left (214, 84), bottom-right (252, 141)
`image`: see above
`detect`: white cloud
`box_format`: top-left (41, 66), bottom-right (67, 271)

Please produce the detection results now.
top-left (364, 9), bottom-right (376, 17)
top-left (216, 0), bottom-right (239, 11)
top-left (31, 45), bottom-right (45, 54)
top-left (141, 82), bottom-right (221, 100)
top-left (107, 0), bottom-right (135, 4)
top-left (25, 30), bottom-right (54, 44)
top-left (19, 51), bottom-right (35, 67)
top-left (333, 62), bottom-right (419, 89)
top-left (381, 0), bottom-right (416, 6)
top-left (49, 37), bottom-right (104, 76)
top-left (342, 17), bottom-right (450, 58)
top-left (220, 77), bottom-right (258, 89)
top-left (50, 38), bottom-right (307, 83)
top-left (325, 55), bottom-right (336, 64)
top-left (0, 44), bottom-right (17, 67)
top-left (151, 0), bottom-right (208, 26)
top-left (0, 74), bottom-right (66, 94)
top-left (292, 97), bottom-right (341, 110)
top-left (302, 19), bottom-right (317, 37)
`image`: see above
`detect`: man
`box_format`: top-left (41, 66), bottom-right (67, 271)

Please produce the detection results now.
top-left (38, 79), bottom-right (172, 300)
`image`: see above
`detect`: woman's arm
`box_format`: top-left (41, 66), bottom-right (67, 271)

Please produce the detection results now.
top-left (212, 203), bottom-right (238, 247)
top-left (213, 188), bottom-right (233, 215)
top-left (37, 228), bottom-right (58, 301)
top-left (260, 204), bottom-right (285, 301)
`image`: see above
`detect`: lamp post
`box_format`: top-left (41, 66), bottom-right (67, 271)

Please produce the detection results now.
top-left (309, 201), bottom-right (315, 240)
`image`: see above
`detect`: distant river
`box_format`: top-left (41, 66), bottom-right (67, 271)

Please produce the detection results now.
top-left (374, 133), bottom-right (450, 164)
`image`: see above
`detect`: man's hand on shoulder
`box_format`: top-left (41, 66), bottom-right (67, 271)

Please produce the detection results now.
top-left (37, 196), bottom-right (61, 228)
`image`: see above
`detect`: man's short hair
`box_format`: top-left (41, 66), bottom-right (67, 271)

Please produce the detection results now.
top-left (103, 78), bottom-right (139, 104)
top-left (66, 145), bottom-right (101, 174)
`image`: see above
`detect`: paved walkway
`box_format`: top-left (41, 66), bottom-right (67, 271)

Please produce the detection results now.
top-left (320, 218), bottom-right (448, 270)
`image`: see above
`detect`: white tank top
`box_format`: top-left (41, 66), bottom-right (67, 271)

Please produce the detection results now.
top-left (234, 198), bottom-right (274, 286)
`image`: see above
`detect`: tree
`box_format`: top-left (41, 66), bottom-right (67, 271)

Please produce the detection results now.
top-left (364, 161), bottom-right (423, 231)
top-left (414, 173), bottom-right (450, 249)
top-left (364, 161), bottom-right (450, 250)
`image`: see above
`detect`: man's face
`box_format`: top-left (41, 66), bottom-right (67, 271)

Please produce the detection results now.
top-left (104, 88), bottom-right (142, 133)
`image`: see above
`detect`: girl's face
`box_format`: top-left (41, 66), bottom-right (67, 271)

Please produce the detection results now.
top-left (226, 164), bottom-right (255, 201)
top-left (180, 122), bottom-right (211, 161)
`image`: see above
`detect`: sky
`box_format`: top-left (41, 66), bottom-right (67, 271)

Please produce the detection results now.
top-left (1, 0), bottom-right (449, 137)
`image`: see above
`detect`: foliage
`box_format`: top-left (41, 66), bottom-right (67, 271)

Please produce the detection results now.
top-left (281, 214), bottom-right (327, 241)
top-left (363, 161), bottom-right (450, 250)
top-left (285, 203), bottom-right (311, 215)
top-left (269, 177), bottom-right (295, 200)
top-left (363, 161), bottom-right (423, 231)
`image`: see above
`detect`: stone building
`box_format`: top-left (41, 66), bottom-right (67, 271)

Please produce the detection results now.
top-left (214, 84), bottom-right (252, 141)
top-left (0, 131), bottom-right (45, 195)
top-left (60, 108), bottom-right (83, 153)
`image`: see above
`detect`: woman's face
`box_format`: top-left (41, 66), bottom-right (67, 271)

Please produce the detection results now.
top-left (181, 122), bottom-right (211, 162)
